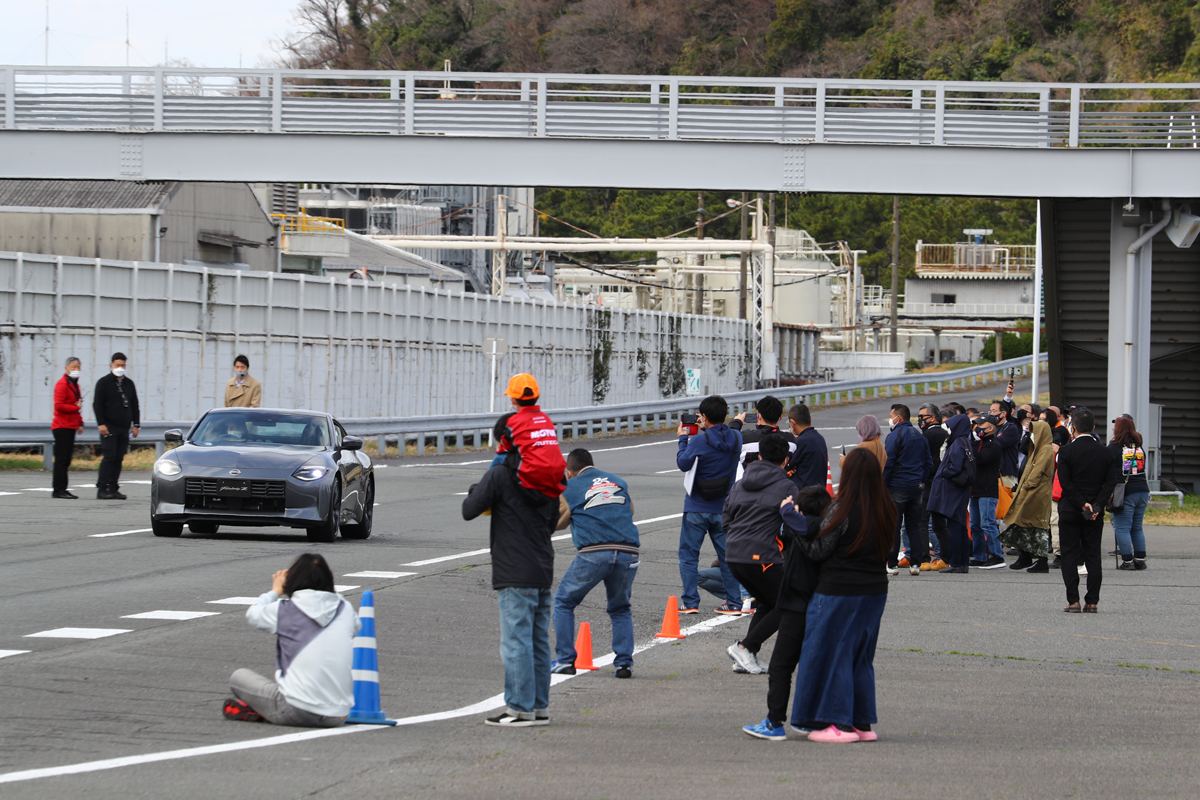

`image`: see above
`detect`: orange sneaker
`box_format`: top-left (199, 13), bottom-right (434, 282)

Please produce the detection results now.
top-left (897, 557), bottom-right (910, 568)
top-left (919, 562), bottom-right (935, 571)
top-left (928, 559), bottom-right (950, 571)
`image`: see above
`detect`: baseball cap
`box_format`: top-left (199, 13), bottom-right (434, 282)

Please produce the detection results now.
top-left (504, 373), bottom-right (540, 400)
top-left (974, 414), bottom-right (1000, 426)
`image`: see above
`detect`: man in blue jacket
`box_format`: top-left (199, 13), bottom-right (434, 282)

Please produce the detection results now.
top-left (785, 403), bottom-right (828, 492)
top-left (551, 448), bottom-right (640, 679)
top-left (676, 394), bottom-right (743, 615)
top-left (884, 404), bottom-right (934, 575)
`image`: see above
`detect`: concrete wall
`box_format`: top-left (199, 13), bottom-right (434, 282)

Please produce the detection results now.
top-left (904, 276), bottom-right (1033, 306)
top-left (0, 212), bottom-right (151, 261)
top-left (0, 251), bottom-right (752, 422)
top-left (159, 183), bottom-right (278, 270)
top-left (819, 350), bottom-right (906, 381)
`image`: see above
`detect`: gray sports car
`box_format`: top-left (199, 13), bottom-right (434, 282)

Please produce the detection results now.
top-left (150, 408), bottom-right (374, 542)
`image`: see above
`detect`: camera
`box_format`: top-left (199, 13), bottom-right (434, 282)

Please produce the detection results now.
top-left (681, 413), bottom-right (699, 436)
top-left (744, 412), bottom-right (758, 425)
top-left (1009, 368), bottom-right (1016, 379)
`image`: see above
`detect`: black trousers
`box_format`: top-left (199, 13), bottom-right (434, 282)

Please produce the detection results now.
top-left (52, 428), bottom-right (76, 492)
top-left (98, 427), bottom-right (130, 489)
top-left (919, 482), bottom-right (949, 558)
top-left (1059, 510), bottom-right (1103, 605)
top-left (728, 562), bottom-right (785, 655)
top-left (766, 608), bottom-right (807, 727)
top-left (888, 484), bottom-right (927, 566)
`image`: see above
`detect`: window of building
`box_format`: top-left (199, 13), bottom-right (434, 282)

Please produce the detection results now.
top-left (931, 293), bottom-right (957, 304)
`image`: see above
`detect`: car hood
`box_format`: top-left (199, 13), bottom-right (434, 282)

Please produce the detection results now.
top-left (174, 444), bottom-right (327, 470)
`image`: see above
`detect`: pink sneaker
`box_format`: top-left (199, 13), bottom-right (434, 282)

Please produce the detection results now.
top-left (853, 727), bottom-right (878, 742)
top-left (807, 725), bottom-right (860, 743)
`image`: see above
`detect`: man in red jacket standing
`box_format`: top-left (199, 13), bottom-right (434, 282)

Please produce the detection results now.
top-left (51, 356), bottom-right (85, 499)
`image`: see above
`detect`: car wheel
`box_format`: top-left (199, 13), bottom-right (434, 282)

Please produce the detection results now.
top-left (188, 522), bottom-right (219, 534)
top-left (307, 480), bottom-right (340, 543)
top-left (340, 477), bottom-right (373, 540)
top-left (152, 518), bottom-right (183, 537)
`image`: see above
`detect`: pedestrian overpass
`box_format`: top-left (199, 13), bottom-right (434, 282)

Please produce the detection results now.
top-left (1, 66), bottom-right (1199, 488)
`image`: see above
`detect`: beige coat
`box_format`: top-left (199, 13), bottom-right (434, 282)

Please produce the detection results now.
top-left (839, 437), bottom-right (887, 471)
top-left (224, 375), bottom-right (262, 408)
top-left (1003, 420), bottom-right (1054, 529)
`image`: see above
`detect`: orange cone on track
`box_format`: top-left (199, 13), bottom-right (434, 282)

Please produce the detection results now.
top-left (826, 461), bottom-right (835, 497)
top-left (574, 622), bottom-right (599, 670)
top-left (655, 596), bottom-right (687, 640)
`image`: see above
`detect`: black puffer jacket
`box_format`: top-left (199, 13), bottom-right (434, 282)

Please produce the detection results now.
top-left (722, 460), bottom-right (795, 566)
top-left (462, 464), bottom-right (557, 590)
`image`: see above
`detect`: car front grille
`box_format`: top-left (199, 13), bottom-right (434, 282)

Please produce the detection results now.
top-left (185, 479), bottom-right (286, 497)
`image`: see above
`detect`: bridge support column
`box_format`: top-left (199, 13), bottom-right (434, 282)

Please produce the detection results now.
top-left (1106, 200), bottom-right (1153, 435)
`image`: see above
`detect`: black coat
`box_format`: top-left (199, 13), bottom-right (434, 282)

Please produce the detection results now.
top-left (1056, 434), bottom-right (1120, 515)
top-left (921, 422), bottom-right (948, 482)
top-left (462, 464), bottom-right (557, 590)
top-left (93, 374), bottom-right (140, 429)
top-left (972, 436), bottom-right (1001, 498)
top-left (722, 461), bottom-right (794, 566)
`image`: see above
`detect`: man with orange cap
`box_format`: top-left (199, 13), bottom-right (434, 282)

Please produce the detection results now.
top-left (499, 374), bottom-right (567, 500)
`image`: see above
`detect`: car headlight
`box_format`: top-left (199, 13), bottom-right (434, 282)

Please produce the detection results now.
top-left (292, 465), bottom-right (329, 482)
top-left (155, 459), bottom-right (182, 477)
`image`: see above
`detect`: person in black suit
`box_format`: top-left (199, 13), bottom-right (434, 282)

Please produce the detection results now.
top-left (1055, 408), bottom-right (1120, 612)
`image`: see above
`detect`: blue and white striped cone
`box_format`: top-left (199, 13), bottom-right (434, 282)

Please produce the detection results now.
top-left (346, 590), bottom-right (396, 725)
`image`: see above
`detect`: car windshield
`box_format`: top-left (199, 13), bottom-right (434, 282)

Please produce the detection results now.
top-left (190, 412), bottom-right (330, 448)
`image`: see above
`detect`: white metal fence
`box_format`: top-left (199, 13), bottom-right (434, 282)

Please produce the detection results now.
top-left (0, 252), bottom-right (752, 422)
top-left (3, 67), bottom-right (1200, 147)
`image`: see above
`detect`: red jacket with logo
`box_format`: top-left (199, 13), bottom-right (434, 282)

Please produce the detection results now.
top-left (501, 405), bottom-right (566, 498)
top-left (53, 375), bottom-right (84, 430)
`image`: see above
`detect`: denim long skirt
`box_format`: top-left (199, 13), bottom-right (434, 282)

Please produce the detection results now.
top-left (791, 591), bottom-right (887, 729)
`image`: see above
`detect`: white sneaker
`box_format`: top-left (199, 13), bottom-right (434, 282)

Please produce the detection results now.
top-left (741, 598), bottom-right (754, 614)
top-left (727, 642), bottom-right (763, 674)
top-left (886, 565), bottom-right (900, 576)
top-left (752, 652), bottom-right (770, 673)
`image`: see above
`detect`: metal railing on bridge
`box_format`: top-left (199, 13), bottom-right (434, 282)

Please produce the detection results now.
top-left (3, 67), bottom-right (1200, 148)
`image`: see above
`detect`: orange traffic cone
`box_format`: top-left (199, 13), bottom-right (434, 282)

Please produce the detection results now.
top-left (825, 461), bottom-right (835, 497)
top-left (574, 622), bottom-right (599, 670)
top-left (655, 596), bottom-right (687, 639)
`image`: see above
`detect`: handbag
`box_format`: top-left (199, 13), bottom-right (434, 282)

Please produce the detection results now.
top-left (1106, 476), bottom-right (1128, 513)
top-left (995, 481), bottom-right (1013, 519)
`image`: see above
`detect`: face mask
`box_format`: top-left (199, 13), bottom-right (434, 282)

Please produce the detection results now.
top-left (236, 371), bottom-right (247, 378)
top-left (889, 419), bottom-right (897, 430)
top-left (111, 367), bottom-right (126, 378)
top-left (68, 370), bottom-right (81, 379)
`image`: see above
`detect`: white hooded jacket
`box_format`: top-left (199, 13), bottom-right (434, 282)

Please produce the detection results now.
top-left (246, 589), bottom-right (361, 717)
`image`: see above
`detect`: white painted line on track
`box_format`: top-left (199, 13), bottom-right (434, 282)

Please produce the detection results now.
top-left (22, 488), bottom-right (54, 492)
top-left (0, 492), bottom-right (20, 496)
top-left (343, 571), bottom-right (416, 579)
top-left (654, 469), bottom-right (677, 474)
top-left (404, 513), bottom-right (682, 567)
top-left (402, 549), bottom-right (490, 567)
top-left (25, 628), bottom-right (132, 640)
top-left (0, 613), bottom-right (742, 785)
top-left (121, 611), bottom-right (221, 621)
top-left (206, 597), bottom-right (259, 606)
top-left (0, 650), bottom-right (30, 659)
top-left (90, 528), bottom-right (152, 538)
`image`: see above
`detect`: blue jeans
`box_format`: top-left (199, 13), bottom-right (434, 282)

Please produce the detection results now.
top-left (969, 496), bottom-right (1003, 561)
top-left (792, 592), bottom-right (887, 729)
top-left (554, 550), bottom-right (639, 668)
top-left (1110, 490), bottom-right (1150, 556)
top-left (497, 587), bottom-right (552, 714)
top-left (678, 512), bottom-right (740, 609)
top-left (698, 568), bottom-right (749, 600)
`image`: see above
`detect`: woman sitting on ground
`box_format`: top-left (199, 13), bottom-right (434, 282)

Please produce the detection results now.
top-left (789, 448), bottom-right (897, 743)
top-left (839, 415), bottom-right (887, 470)
top-left (224, 553), bottom-right (360, 727)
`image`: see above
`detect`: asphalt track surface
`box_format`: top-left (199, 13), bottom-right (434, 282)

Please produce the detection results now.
top-left (2, 378), bottom-right (1199, 799)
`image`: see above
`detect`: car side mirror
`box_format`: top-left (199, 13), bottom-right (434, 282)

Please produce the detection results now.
top-left (164, 429), bottom-right (184, 443)
top-left (342, 436), bottom-right (363, 451)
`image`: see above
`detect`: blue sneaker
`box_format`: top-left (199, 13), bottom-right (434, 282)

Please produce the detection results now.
top-left (742, 718), bottom-right (786, 741)
top-left (550, 660), bottom-right (576, 675)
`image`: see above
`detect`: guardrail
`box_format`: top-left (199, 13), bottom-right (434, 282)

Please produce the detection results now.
top-left (0, 354), bottom-right (1045, 467)
top-left (2, 67), bottom-right (1199, 148)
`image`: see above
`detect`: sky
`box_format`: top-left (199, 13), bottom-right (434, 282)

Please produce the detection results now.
top-left (0, 0), bottom-right (304, 68)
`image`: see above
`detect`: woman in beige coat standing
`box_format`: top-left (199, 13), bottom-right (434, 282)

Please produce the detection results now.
top-left (1000, 420), bottom-right (1054, 573)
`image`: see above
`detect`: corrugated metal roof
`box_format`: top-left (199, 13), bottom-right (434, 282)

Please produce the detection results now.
top-left (323, 232), bottom-right (464, 278)
top-left (0, 180), bottom-right (171, 210)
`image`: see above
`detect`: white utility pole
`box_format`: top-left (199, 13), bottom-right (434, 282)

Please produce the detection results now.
top-left (491, 195), bottom-right (507, 296)
top-left (1031, 200), bottom-right (1043, 403)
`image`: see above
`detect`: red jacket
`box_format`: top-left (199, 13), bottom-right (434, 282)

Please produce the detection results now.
top-left (502, 405), bottom-right (566, 498)
top-left (52, 375), bottom-right (84, 430)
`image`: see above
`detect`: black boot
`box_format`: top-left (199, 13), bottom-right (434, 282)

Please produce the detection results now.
top-left (97, 483), bottom-right (116, 500)
top-left (1009, 551), bottom-right (1033, 570)
top-left (110, 484), bottom-right (127, 500)
top-left (1026, 557), bottom-right (1049, 573)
